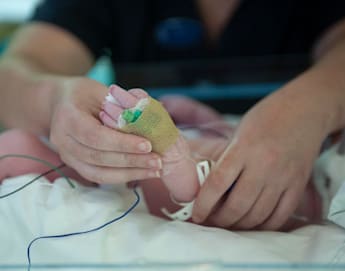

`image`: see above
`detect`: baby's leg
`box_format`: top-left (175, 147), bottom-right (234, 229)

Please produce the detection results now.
top-left (101, 88), bottom-right (323, 229)
top-left (0, 129), bottom-right (85, 183)
top-left (140, 137), bottom-right (231, 218)
top-left (100, 86), bottom-right (199, 202)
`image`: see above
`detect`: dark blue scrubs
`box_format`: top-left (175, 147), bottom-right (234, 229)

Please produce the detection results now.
top-left (30, 0), bottom-right (345, 63)
top-left (30, 0), bottom-right (345, 113)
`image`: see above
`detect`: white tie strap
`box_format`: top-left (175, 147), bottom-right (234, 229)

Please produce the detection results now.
top-left (161, 160), bottom-right (211, 221)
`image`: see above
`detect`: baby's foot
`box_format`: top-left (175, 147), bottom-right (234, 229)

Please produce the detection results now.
top-left (100, 85), bottom-right (199, 202)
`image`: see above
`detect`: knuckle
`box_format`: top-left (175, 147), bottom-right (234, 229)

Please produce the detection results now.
top-left (89, 150), bottom-right (104, 165)
top-left (84, 132), bottom-right (101, 148)
top-left (262, 147), bottom-right (280, 167)
top-left (227, 204), bottom-right (244, 219)
top-left (118, 153), bottom-right (131, 166)
top-left (120, 153), bottom-right (144, 168)
top-left (108, 136), bottom-right (126, 152)
top-left (118, 137), bottom-right (137, 153)
top-left (226, 197), bottom-right (250, 218)
top-left (128, 154), bottom-right (146, 167)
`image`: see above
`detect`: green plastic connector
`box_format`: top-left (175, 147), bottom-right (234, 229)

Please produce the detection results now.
top-left (122, 109), bottom-right (142, 123)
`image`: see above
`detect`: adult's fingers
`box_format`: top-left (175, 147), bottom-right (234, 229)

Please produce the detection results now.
top-left (207, 169), bottom-right (265, 228)
top-left (192, 141), bottom-right (243, 223)
top-left (258, 188), bottom-right (301, 230)
top-left (232, 186), bottom-right (282, 229)
top-left (61, 153), bottom-right (161, 184)
top-left (65, 112), bottom-right (152, 153)
top-left (61, 134), bottom-right (162, 169)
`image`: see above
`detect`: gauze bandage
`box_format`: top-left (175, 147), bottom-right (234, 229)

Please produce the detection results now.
top-left (107, 94), bottom-right (179, 155)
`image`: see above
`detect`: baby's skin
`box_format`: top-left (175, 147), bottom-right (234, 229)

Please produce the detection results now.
top-left (0, 88), bottom-right (322, 230)
top-left (0, 129), bottom-right (88, 184)
top-left (99, 85), bottom-right (322, 229)
top-left (100, 85), bottom-right (200, 203)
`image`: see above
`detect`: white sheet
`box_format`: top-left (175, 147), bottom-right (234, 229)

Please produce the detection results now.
top-left (1, 174), bottom-right (345, 270)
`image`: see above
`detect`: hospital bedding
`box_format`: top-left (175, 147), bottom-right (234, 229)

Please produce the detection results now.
top-left (1, 145), bottom-right (345, 270)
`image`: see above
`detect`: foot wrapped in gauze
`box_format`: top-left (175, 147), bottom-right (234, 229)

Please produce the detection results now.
top-left (101, 87), bottom-right (237, 221)
top-left (117, 97), bottom-right (179, 155)
top-left (103, 87), bottom-right (199, 204)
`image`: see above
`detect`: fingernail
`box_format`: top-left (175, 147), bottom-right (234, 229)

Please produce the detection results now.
top-left (148, 158), bottom-right (162, 169)
top-left (138, 142), bottom-right (152, 152)
top-left (148, 171), bottom-right (161, 178)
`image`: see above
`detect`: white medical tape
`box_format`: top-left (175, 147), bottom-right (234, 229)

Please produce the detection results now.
top-left (161, 160), bottom-right (211, 221)
top-left (105, 93), bottom-right (119, 105)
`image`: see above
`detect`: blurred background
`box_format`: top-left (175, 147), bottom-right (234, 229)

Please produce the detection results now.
top-left (0, 0), bottom-right (41, 50)
top-left (0, 0), bottom-right (307, 116)
top-left (0, 0), bottom-right (42, 131)
top-left (0, 0), bottom-right (113, 78)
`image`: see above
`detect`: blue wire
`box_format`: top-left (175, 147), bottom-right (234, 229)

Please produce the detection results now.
top-left (26, 186), bottom-right (140, 271)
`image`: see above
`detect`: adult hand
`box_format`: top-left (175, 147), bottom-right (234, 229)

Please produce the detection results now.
top-left (49, 78), bottom-right (161, 184)
top-left (192, 90), bottom-right (327, 230)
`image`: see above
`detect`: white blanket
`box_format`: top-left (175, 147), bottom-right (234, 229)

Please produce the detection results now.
top-left (1, 174), bottom-right (345, 270)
